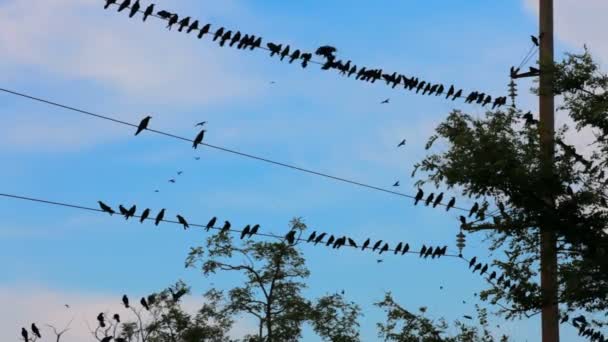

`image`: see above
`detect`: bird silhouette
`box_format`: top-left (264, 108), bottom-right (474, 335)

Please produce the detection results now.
top-left (249, 224), bottom-right (259, 237)
top-left (397, 139), bottom-right (406, 147)
top-left (372, 240), bottom-right (382, 252)
top-left (219, 30), bottom-right (232, 46)
top-left (307, 231), bottom-right (317, 243)
top-left (362, 238), bottom-right (370, 250)
top-left (468, 202), bottom-right (479, 217)
top-left (198, 24), bottom-right (211, 39)
top-left (446, 197), bottom-right (455, 211)
top-left (252, 37), bottom-right (262, 50)
top-left (213, 27), bottom-right (225, 41)
top-left (422, 83), bottom-right (432, 95)
top-left (192, 129), bottom-right (206, 149)
top-left (476, 93), bottom-right (486, 104)
top-left (393, 181), bottom-right (400, 187)
top-left (229, 31), bottom-right (242, 47)
top-left (139, 208), bottom-right (150, 223)
top-left (414, 189), bottom-right (424, 205)
top-left (420, 245), bottom-right (427, 257)
top-left (97, 312), bottom-right (106, 327)
top-left (119, 204), bottom-right (128, 216)
top-left (241, 225), bottom-right (251, 239)
top-left (156, 10), bottom-right (172, 19)
top-left (154, 209), bottom-right (165, 226)
top-left (325, 235), bottom-right (335, 246)
top-left (314, 233), bottom-right (327, 245)
top-left (187, 20), bottom-right (199, 34)
top-left (402, 243), bottom-right (410, 255)
top-left (473, 263), bottom-right (482, 273)
top-left (31, 323), bottom-right (41, 338)
top-left (166, 14), bottom-right (178, 30)
top-left (288, 49), bottom-right (301, 63)
top-left (220, 221), bottom-right (231, 234)
top-left (480, 264), bottom-right (488, 275)
top-left (381, 98), bottom-right (390, 104)
top-left (205, 217), bottom-right (217, 231)
top-left (459, 215), bottom-right (467, 227)
top-left (142, 4), bottom-right (153, 21)
top-left (379, 243), bottom-right (389, 254)
top-left (395, 242), bottom-right (403, 255)
top-left (176, 215), bottom-right (189, 229)
top-left (347, 238), bottom-right (357, 248)
top-left (280, 45), bottom-right (291, 61)
top-left (104, 0), bottom-right (117, 10)
top-left (169, 287), bottom-right (187, 302)
top-left (21, 327), bottom-right (28, 341)
top-left (300, 53), bottom-right (312, 68)
top-left (126, 205), bottom-right (136, 220)
top-left (113, 313), bottom-right (120, 322)
top-left (416, 81), bottom-right (426, 94)
top-left (140, 297), bottom-right (150, 311)
top-left (237, 34), bottom-right (250, 49)
top-left (122, 295), bottom-right (130, 308)
top-left (469, 257), bottom-right (477, 268)
top-left (489, 271), bottom-right (497, 281)
top-left (452, 89), bottom-right (463, 101)
top-left (531, 35), bottom-right (539, 46)
top-left (425, 193), bottom-right (435, 206)
top-left (497, 274), bottom-right (505, 284)
top-left (267, 42), bottom-right (282, 57)
top-left (285, 230), bottom-right (297, 244)
top-left (424, 246), bottom-right (433, 258)
top-left (315, 45), bottom-right (337, 60)
top-left (177, 17), bottom-right (191, 32)
top-left (432, 192), bottom-right (443, 208)
top-left (98, 201), bottom-right (115, 215)
top-left (445, 85), bottom-right (455, 99)
top-left (435, 84), bottom-right (445, 96)
top-left (128, 0), bottom-right (140, 18)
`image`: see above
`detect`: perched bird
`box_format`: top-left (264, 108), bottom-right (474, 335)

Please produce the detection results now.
top-left (531, 35), bottom-right (539, 46)
top-left (156, 10), bottom-right (172, 19)
top-left (362, 238), bottom-right (371, 250)
top-left (315, 45), bottom-right (337, 60)
top-left (314, 232), bottom-right (327, 245)
top-left (452, 89), bottom-right (463, 101)
top-left (198, 24), bottom-right (211, 39)
top-left (424, 246), bottom-right (433, 258)
top-left (469, 256), bottom-right (477, 268)
top-left (213, 27), bottom-right (225, 41)
top-left (468, 202), bottom-right (479, 218)
top-left (154, 208), bottom-right (165, 226)
top-left (241, 225), bottom-right (251, 239)
top-left (325, 235), bottom-right (335, 246)
top-left (397, 139), bottom-right (406, 147)
top-left (433, 192), bottom-right (444, 208)
top-left (395, 242), bottom-right (403, 255)
top-left (445, 85), bottom-right (455, 99)
top-left (140, 297), bottom-right (150, 311)
top-left (177, 16), bottom-right (191, 32)
top-left (21, 327), bottom-right (28, 341)
top-left (252, 37), bottom-right (262, 50)
top-left (267, 42), bottom-right (282, 57)
top-left (98, 201), bottom-right (115, 215)
top-left (219, 30), bottom-right (232, 46)
top-left (436, 84), bottom-right (445, 96)
top-left (192, 129), bottom-right (206, 149)
top-left (139, 208), bottom-right (150, 223)
top-left (459, 215), bottom-right (467, 227)
top-left (104, 0), bottom-right (117, 10)
top-left (176, 215), bottom-right (189, 229)
top-left (142, 4), bottom-right (154, 21)
top-left (220, 221), bottom-right (231, 234)
top-left (347, 238), bottom-right (357, 248)
top-left (31, 323), bottom-right (41, 338)
top-left (126, 205), bottom-right (136, 220)
top-left (300, 53), bottom-right (312, 68)
top-left (473, 263), bottom-right (482, 273)
top-left (187, 20), bottom-right (200, 34)
top-left (393, 181), bottom-right (400, 187)
top-left (128, 0), bottom-right (140, 18)
top-left (420, 245), bottom-right (427, 257)
top-left (489, 271), bottom-right (497, 281)
top-left (206, 217), bottom-right (217, 231)
top-left (379, 243), bottom-right (389, 254)
top-left (97, 312), bottom-right (105, 327)
top-left (166, 14), bottom-right (178, 30)
top-left (285, 230), bottom-right (297, 244)
top-left (113, 313), bottom-right (120, 322)
top-left (307, 231), bottom-right (317, 243)
top-left (119, 204), bottom-right (128, 217)
top-left (381, 98), bottom-right (390, 104)
top-left (446, 197), bottom-right (456, 211)
top-left (480, 264), bottom-right (488, 275)
top-left (497, 274), bottom-right (505, 284)
top-left (122, 294), bottom-right (130, 308)
top-left (401, 243), bottom-right (410, 255)
top-left (249, 224), bottom-right (260, 237)
top-left (414, 189), bottom-right (424, 205)
top-left (288, 49), bottom-right (301, 63)
top-left (372, 240), bottom-right (383, 252)
top-left (424, 193), bottom-right (435, 206)
top-left (279, 45), bottom-right (290, 61)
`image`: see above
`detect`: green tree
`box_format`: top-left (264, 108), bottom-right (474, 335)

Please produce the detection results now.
top-left (413, 49), bottom-right (608, 329)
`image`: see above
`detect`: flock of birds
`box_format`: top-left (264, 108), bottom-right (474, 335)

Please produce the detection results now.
top-left (103, 0), bottom-right (508, 108)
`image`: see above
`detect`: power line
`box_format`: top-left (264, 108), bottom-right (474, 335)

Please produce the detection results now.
top-left (0, 86), bottom-right (492, 219)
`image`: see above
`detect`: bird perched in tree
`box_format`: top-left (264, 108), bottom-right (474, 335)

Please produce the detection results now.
top-left (280, 45), bottom-right (290, 61)
top-left (401, 243), bottom-right (410, 255)
top-left (142, 4), bottom-right (154, 21)
top-left (497, 274), bottom-right (505, 284)
top-left (425, 193), bottom-right (435, 206)
top-left (166, 14), bottom-right (178, 30)
top-left (169, 287), bottom-right (187, 302)
top-left (397, 139), bottom-right (406, 147)
top-left (177, 16), bottom-right (190, 32)
top-left (135, 116), bottom-right (151, 136)
top-left (192, 129), bottom-right (206, 149)
top-left (314, 233), bottom-right (327, 245)
top-left (241, 225), bottom-right (251, 239)
top-left (97, 312), bottom-right (106, 327)
top-left (205, 217), bottom-right (217, 231)
top-left (446, 197), bottom-right (455, 211)
top-left (362, 238), bottom-right (370, 250)
top-left (469, 202), bottom-right (479, 217)
top-left (288, 49), bottom-right (301, 63)
top-left (139, 297), bottom-right (150, 311)
top-left (198, 24), bottom-right (211, 39)
top-left (394, 242), bottom-right (403, 255)
top-left (414, 188), bottom-right (424, 205)
top-left (469, 257), bottom-right (477, 268)
top-left (459, 215), bottom-right (467, 227)
top-left (307, 231), bottom-right (317, 243)
top-left (379, 243), bottom-right (389, 254)
top-left (267, 42), bottom-right (282, 57)
top-left (31, 323), bottom-right (41, 338)
top-left (122, 294), bottom-right (130, 308)
top-left (433, 192), bottom-right (444, 208)
top-left (285, 230), bottom-right (296, 244)
top-left (220, 221), bottom-right (231, 234)
top-left (126, 205), bottom-right (136, 220)
top-left (139, 208), bottom-right (150, 223)
top-left (531, 35), bottom-right (539, 46)
top-left (372, 240), bottom-right (383, 252)
top-left (249, 224), bottom-right (259, 237)
top-left (187, 20), bottom-right (199, 34)
top-left (113, 313), bottom-right (120, 322)
top-left (393, 181), bottom-right (400, 187)
top-left (347, 238), bottom-right (357, 248)
top-left (154, 209), bottom-right (165, 226)
top-left (21, 327), bottom-right (28, 341)
top-left (489, 271), bottom-right (497, 281)
top-left (176, 215), bottom-right (189, 229)
top-left (98, 201), bottom-right (115, 215)
top-left (128, 0), bottom-right (140, 18)
top-left (104, 0), bottom-right (117, 10)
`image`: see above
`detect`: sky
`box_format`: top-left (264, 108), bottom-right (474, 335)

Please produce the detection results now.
top-left (0, 0), bottom-right (606, 341)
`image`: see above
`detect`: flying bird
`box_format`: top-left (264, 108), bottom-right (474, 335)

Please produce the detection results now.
top-left (377, 259), bottom-right (383, 263)
top-left (362, 238), bottom-right (370, 250)
top-left (98, 201), bottom-right (115, 215)
top-left (372, 240), bottom-right (383, 252)
top-left (446, 197), bottom-right (455, 211)
top-left (249, 224), bottom-right (259, 237)
top-left (122, 294), bottom-right (130, 308)
top-left (397, 139), bottom-right (406, 147)
top-left (193, 129), bottom-right (206, 149)
top-left (195, 121), bottom-right (207, 127)
top-left (220, 221), bottom-right (231, 234)
top-left (140, 297), bottom-right (150, 311)
top-left (381, 98), bottom-right (390, 104)
top-left (205, 217), bottom-right (217, 231)
top-left (142, 4), bottom-right (154, 21)
top-left (194, 157), bottom-right (201, 160)
top-left (463, 315), bottom-right (473, 320)
top-left (168, 179), bottom-right (176, 183)
top-left (31, 323), bottom-right (41, 338)
top-left (154, 209), bottom-right (165, 226)
top-left (176, 215), bottom-right (189, 229)
top-left (315, 45), bottom-right (337, 60)
top-left (433, 192), bottom-right (444, 208)
top-left (177, 171), bottom-right (183, 176)
top-left (139, 208), bottom-right (150, 223)
top-left (414, 189), bottom-right (424, 205)
top-left (104, 0), bottom-right (117, 10)
top-left (241, 225), bottom-right (251, 239)
top-left (128, 0), bottom-right (140, 18)
top-left (531, 35), bottom-right (539, 46)
top-left (393, 181), bottom-right (400, 187)
top-left (307, 231), bottom-right (317, 243)
top-left (425, 193), bottom-right (435, 206)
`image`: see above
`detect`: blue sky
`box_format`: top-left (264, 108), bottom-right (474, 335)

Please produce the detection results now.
top-left (1, 0), bottom-right (606, 340)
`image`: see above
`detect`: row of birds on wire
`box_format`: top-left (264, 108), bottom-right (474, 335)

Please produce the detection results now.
top-left (103, 0), bottom-right (508, 108)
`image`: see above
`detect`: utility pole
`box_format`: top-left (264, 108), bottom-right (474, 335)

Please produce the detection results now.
top-left (538, 0), bottom-right (559, 341)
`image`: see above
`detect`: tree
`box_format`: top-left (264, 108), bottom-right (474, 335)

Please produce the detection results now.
top-left (413, 49), bottom-right (608, 332)
top-left (185, 217), bottom-right (361, 342)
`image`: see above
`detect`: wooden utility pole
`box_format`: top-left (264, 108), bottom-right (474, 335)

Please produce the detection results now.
top-left (538, 0), bottom-right (559, 341)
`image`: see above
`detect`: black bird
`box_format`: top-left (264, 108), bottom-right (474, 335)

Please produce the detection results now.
top-left (489, 271), bottom-right (497, 281)
top-left (229, 31), bottom-right (242, 47)
top-left (126, 205), bottom-right (136, 220)
top-left (473, 263), bottom-right (482, 273)
top-left (97, 312), bottom-right (106, 327)
top-left (445, 85), bottom-right (455, 99)
top-left (139, 208), bottom-right (150, 223)
top-left (285, 230), bottom-right (297, 244)
top-left (135, 115), bottom-right (151, 135)
top-left (422, 83), bottom-right (432, 95)
top-left (240, 225), bottom-right (251, 239)
top-left (414, 188), bottom-right (424, 205)
top-left (104, 0), bottom-right (117, 10)
top-left (154, 208), bottom-right (165, 226)
top-left (192, 129), bottom-right (206, 149)
top-left (401, 243), bottom-right (410, 255)
top-left (300, 53), bottom-right (312, 68)
top-left (416, 81), bottom-right (426, 94)
top-left (206, 217), bottom-right (217, 231)
top-left (177, 17), bottom-right (191, 32)
top-left (249, 224), bottom-right (259, 237)
top-left (166, 14), bottom-right (178, 30)
top-left (419, 245), bottom-right (427, 257)
top-left (156, 10), bottom-right (172, 19)
top-left (280, 45), bottom-right (290, 61)
top-left (219, 30), bottom-right (232, 46)
top-left (504, 280), bottom-right (511, 288)
top-left (482, 95), bottom-right (492, 107)
top-left (220, 221), bottom-right (231, 234)
top-left (169, 287), bottom-right (187, 302)
top-left (531, 35), bottom-right (539, 46)
top-left (98, 201), bottom-right (115, 215)
top-left (198, 24), bottom-right (211, 39)
top-left (237, 34), bottom-right (250, 49)
top-left (432, 192), bottom-right (444, 208)
top-left (142, 4), bottom-right (154, 21)
top-left (463, 315), bottom-right (473, 320)
top-left (452, 89), bottom-right (463, 101)
top-left (372, 240), bottom-right (383, 252)
top-left (128, 0), bottom-right (140, 18)
top-left (31, 323), bottom-right (41, 338)
top-left (459, 215), bottom-right (467, 227)
top-left (395, 242), bottom-right (403, 254)
top-left (267, 42), bottom-right (282, 56)
top-left (347, 238), bottom-right (357, 248)
top-left (469, 257), bottom-right (477, 268)
top-left (288, 49), bottom-right (301, 63)
top-left (436, 84), bottom-right (445, 96)
top-left (381, 98), bottom-right (390, 104)
top-left (497, 274), bottom-right (505, 284)
top-left (140, 297), bottom-right (150, 311)
top-left (377, 259), bottom-right (383, 263)
top-left (469, 202), bottom-right (479, 217)
top-left (446, 197), bottom-right (455, 211)
top-left (379, 243), bottom-right (389, 254)
top-left (397, 139), bottom-right (406, 147)
top-left (314, 232), bottom-right (327, 245)
top-left (315, 45), bottom-right (337, 60)
top-left (362, 238), bottom-right (371, 250)
top-left (307, 231), bottom-right (317, 243)
top-left (424, 246), bottom-right (433, 258)
top-left (213, 27), bottom-right (225, 41)
top-left (393, 181), bottom-right (400, 187)
top-left (425, 193), bottom-right (435, 206)
top-left (187, 20), bottom-right (199, 34)
top-left (119, 204), bottom-right (129, 217)
top-left (480, 264), bottom-right (488, 275)
top-left (113, 313), bottom-right (120, 322)
top-left (21, 327), bottom-right (28, 341)
top-left (176, 215), bottom-right (189, 229)
top-left (325, 235), bottom-right (335, 246)
top-left (122, 295), bottom-right (130, 308)
top-left (465, 91), bottom-right (478, 103)
top-left (476, 92), bottom-right (486, 104)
